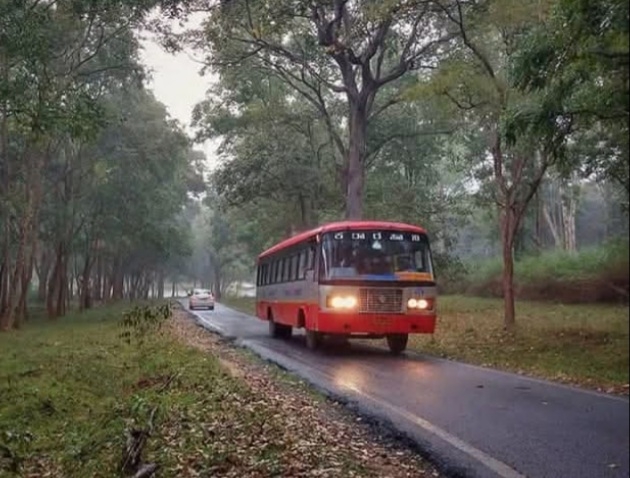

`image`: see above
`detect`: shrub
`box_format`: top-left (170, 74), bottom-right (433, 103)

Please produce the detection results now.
top-left (458, 241), bottom-right (629, 303)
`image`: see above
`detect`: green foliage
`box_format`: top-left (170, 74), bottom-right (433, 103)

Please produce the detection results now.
top-left (454, 241), bottom-right (629, 303)
top-left (1, 0), bottom-right (198, 324)
top-left (119, 303), bottom-right (173, 346)
top-left (511, 0), bottom-right (629, 193)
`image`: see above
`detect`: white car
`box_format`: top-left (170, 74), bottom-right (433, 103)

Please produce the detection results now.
top-left (189, 289), bottom-right (215, 311)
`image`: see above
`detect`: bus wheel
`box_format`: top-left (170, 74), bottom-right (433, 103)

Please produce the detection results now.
top-left (386, 334), bottom-right (408, 355)
top-left (269, 319), bottom-right (292, 339)
top-left (305, 329), bottom-right (321, 350)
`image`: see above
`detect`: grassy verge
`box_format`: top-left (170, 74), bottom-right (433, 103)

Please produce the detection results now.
top-left (221, 295), bottom-right (629, 394)
top-left (0, 302), bottom-right (437, 477)
top-left (452, 241), bottom-right (629, 303)
top-left (411, 296), bottom-right (629, 394)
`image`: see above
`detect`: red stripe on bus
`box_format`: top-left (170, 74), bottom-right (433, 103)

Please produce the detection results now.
top-left (258, 220), bottom-right (428, 260)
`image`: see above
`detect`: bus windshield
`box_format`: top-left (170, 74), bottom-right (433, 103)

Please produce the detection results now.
top-left (320, 230), bottom-right (433, 281)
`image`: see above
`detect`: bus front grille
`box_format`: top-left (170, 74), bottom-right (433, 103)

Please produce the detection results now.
top-left (359, 288), bottom-right (403, 313)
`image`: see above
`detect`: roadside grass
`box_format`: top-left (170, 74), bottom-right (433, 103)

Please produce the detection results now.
top-left (222, 296), bottom-right (256, 315)
top-left (0, 302), bottom-right (435, 477)
top-left (458, 241), bottom-right (629, 303)
top-left (221, 295), bottom-right (629, 394)
top-left (411, 296), bottom-right (629, 393)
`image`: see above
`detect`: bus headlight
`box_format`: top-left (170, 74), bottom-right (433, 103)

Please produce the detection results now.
top-left (328, 295), bottom-right (358, 309)
top-left (407, 298), bottom-right (433, 310)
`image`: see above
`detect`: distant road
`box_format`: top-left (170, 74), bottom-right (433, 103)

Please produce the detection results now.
top-left (183, 300), bottom-right (630, 478)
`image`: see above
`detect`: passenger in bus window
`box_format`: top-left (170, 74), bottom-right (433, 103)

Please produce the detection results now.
top-left (396, 255), bottom-right (415, 272)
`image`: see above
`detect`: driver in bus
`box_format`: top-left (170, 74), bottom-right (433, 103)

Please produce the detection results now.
top-left (396, 255), bottom-right (415, 272)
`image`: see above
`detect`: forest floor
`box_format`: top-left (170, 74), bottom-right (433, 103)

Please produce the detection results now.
top-left (223, 295), bottom-right (629, 396)
top-left (0, 302), bottom-right (440, 477)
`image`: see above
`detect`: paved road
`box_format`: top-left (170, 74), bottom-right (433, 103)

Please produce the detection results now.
top-left (183, 300), bottom-right (629, 478)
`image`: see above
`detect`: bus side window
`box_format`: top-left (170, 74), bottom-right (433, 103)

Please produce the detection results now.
top-left (280, 258), bottom-right (287, 282)
top-left (298, 249), bottom-right (307, 279)
top-left (274, 260), bottom-right (281, 284)
top-left (288, 256), bottom-right (295, 282)
top-left (281, 257), bottom-right (287, 282)
top-left (292, 254), bottom-right (299, 281)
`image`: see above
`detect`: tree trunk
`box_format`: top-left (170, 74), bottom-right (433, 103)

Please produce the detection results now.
top-left (542, 203), bottom-right (563, 248)
top-left (0, 49), bottom-right (9, 322)
top-left (15, 245), bottom-right (35, 324)
top-left (2, 147), bottom-right (39, 329)
top-left (214, 269), bottom-right (222, 301)
top-left (55, 248), bottom-right (67, 317)
top-left (102, 266), bottom-right (111, 301)
top-left (112, 257), bottom-right (124, 300)
top-left (157, 271), bottom-right (164, 299)
top-left (37, 249), bottom-right (51, 302)
top-left (47, 246), bottom-right (61, 318)
top-left (500, 208), bottom-right (517, 333)
top-left (46, 242), bottom-right (67, 319)
top-left (561, 178), bottom-right (578, 252)
top-left (345, 100), bottom-right (368, 220)
top-left (80, 249), bottom-right (94, 311)
top-left (94, 252), bottom-right (102, 301)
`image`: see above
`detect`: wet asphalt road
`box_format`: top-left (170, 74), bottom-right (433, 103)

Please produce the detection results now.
top-left (183, 300), bottom-right (629, 478)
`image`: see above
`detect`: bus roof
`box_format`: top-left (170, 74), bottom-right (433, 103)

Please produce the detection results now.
top-left (258, 220), bottom-right (427, 259)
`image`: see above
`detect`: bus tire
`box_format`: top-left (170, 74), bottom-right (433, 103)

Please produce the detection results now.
top-left (305, 329), bottom-right (321, 350)
top-left (386, 334), bottom-right (408, 355)
top-left (269, 319), bottom-right (292, 339)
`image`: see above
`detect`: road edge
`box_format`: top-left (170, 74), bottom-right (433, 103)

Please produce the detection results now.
top-left (177, 300), bottom-right (532, 478)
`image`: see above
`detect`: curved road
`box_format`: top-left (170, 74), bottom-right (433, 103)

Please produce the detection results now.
top-left (183, 300), bottom-right (629, 478)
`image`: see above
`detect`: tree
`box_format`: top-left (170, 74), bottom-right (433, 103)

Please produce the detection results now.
top-left (513, 0), bottom-right (629, 198)
top-left (0, 0), bottom-right (158, 328)
top-left (422, 0), bottom-right (574, 331)
top-left (194, 68), bottom-right (342, 231)
top-left (165, 0), bottom-right (456, 218)
top-left (0, 0), bottom-right (200, 328)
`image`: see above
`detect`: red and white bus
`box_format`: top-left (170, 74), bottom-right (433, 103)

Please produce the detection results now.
top-left (255, 220), bottom-right (437, 354)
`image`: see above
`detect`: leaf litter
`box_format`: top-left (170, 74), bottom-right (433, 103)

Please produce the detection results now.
top-left (162, 309), bottom-right (441, 478)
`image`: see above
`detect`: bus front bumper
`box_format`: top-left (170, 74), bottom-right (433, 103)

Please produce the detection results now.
top-left (314, 311), bottom-right (436, 335)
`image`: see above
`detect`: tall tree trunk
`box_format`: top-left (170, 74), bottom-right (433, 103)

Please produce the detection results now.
top-left (112, 256), bottom-right (124, 300)
top-left (46, 242), bottom-right (67, 319)
top-left (80, 250), bottom-right (94, 311)
top-left (561, 177), bottom-right (578, 252)
top-left (157, 271), bottom-right (164, 299)
top-left (2, 146), bottom-right (40, 329)
top-left (500, 207), bottom-right (517, 333)
top-left (345, 100), bottom-right (368, 220)
top-left (102, 267), bottom-right (111, 301)
top-left (214, 269), bottom-right (222, 301)
top-left (94, 251), bottom-right (102, 301)
top-left (55, 246), bottom-right (67, 317)
top-left (0, 48), bottom-right (9, 321)
top-left (533, 190), bottom-right (543, 250)
top-left (37, 248), bottom-right (51, 302)
top-left (16, 244), bottom-right (36, 324)
top-left (543, 203), bottom-right (563, 248)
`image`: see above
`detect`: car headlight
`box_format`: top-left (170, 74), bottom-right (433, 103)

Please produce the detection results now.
top-left (407, 298), bottom-right (434, 310)
top-left (327, 295), bottom-right (358, 309)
